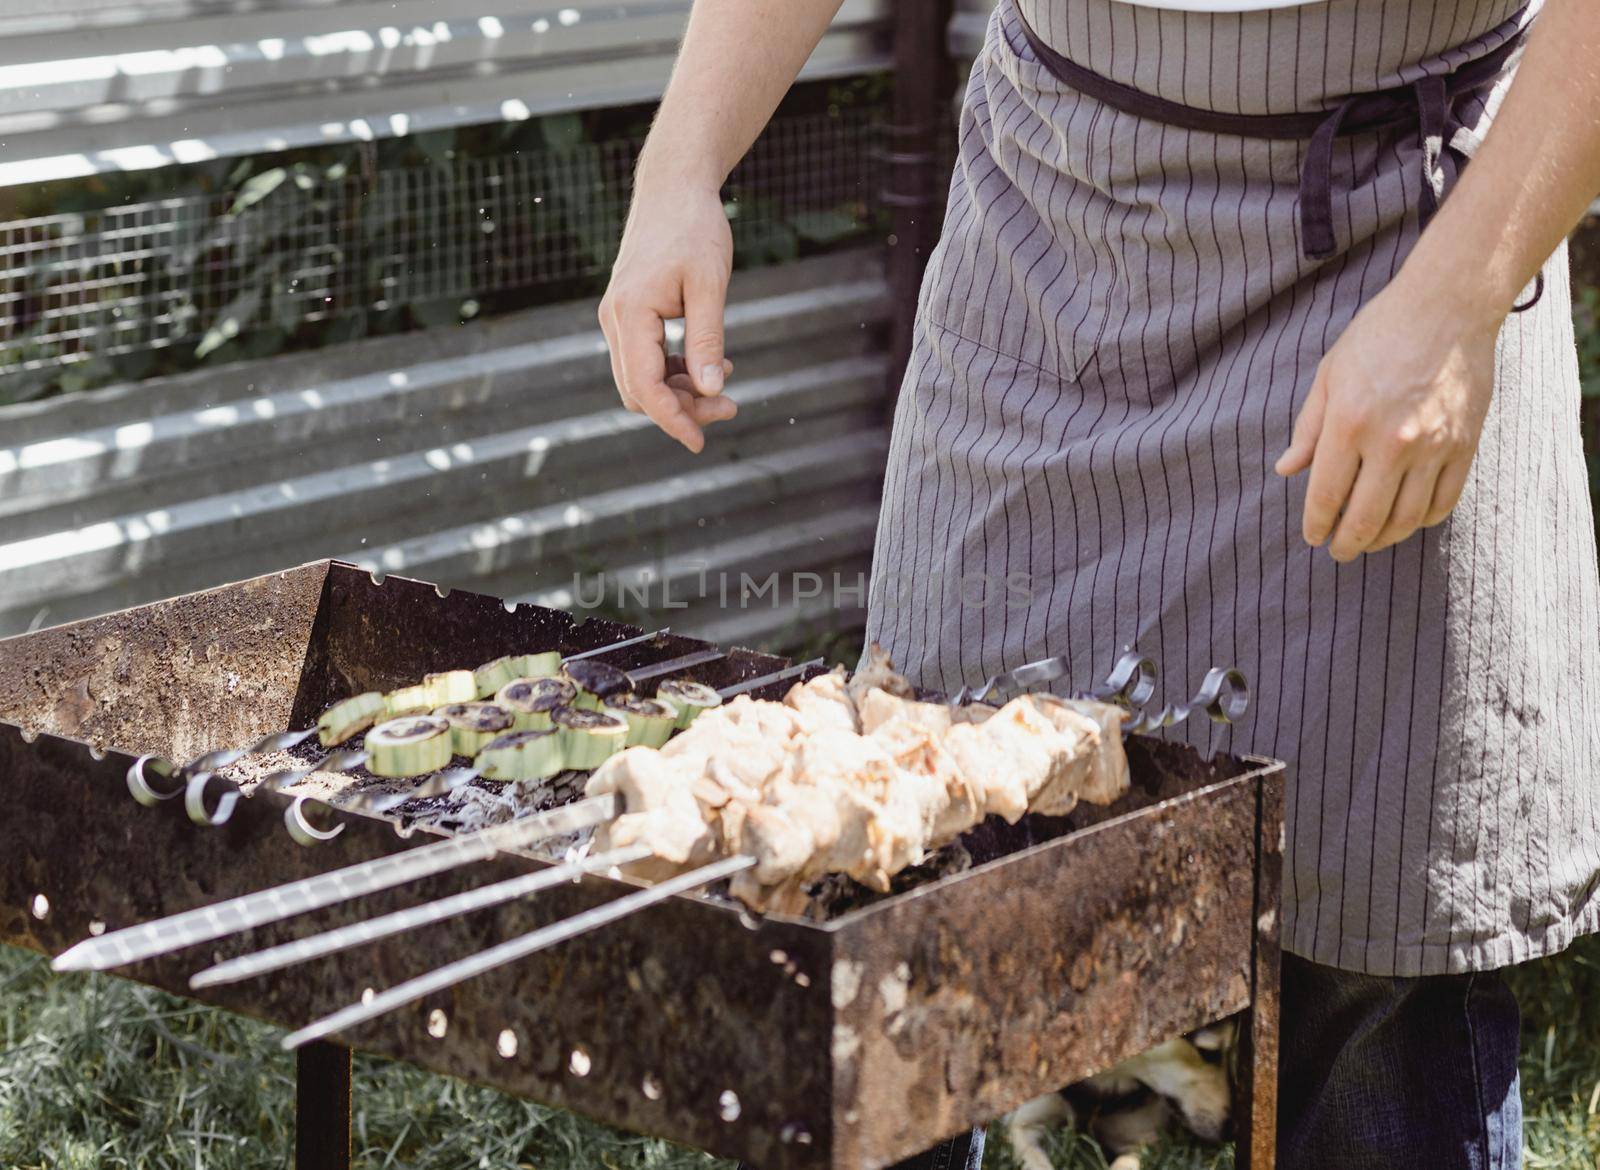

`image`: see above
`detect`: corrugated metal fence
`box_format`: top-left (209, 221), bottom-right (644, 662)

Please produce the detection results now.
top-left (0, 0), bottom-right (911, 648)
top-left (0, 250), bottom-right (890, 645)
top-left (0, 0), bottom-right (891, 186)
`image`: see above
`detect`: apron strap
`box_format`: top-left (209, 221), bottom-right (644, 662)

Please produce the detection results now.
top-left (1013, 6), bottom-right (1530, 263)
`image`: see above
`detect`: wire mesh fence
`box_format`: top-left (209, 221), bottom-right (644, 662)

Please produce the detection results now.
top-left (0, 109), bottom-right (887, 392)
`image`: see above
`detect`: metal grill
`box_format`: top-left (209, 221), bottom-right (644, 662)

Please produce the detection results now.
top-left (0, 110), bottom-right (885, 380)
top-left (0, 559), bottom-right (1287, 1170)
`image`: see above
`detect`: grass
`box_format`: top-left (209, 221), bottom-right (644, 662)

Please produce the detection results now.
top-left (0, 943), bottom-right (727, 1170)
top-left (2, 934), bottom-right (1596, 1169)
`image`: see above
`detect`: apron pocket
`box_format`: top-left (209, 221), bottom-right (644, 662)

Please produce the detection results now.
top-left (917, 177), bottom-right (1116, 385)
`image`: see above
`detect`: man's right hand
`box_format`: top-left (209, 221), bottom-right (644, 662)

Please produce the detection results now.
top-left (598, 185), bottom-right (739, 454)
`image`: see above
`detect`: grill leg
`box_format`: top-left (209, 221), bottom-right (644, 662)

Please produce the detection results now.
top-left (1235, 768), bottom-right (1285, 1170)
top-left (295, 1039), bottom-right (352, 1170)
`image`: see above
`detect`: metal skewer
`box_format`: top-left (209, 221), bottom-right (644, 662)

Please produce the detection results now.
top-left (716, 658), bottom-right (825, 699)
top-left (950, 650), bottom-right (1158, 710)
top-left (280, 853), bottom-right (756, 1050)
top-left (51, 794), bottom-right (620, 973)
top-left (562, 627), bottom-right (670, 662)
top-left (1124, 666), bottom-right (1249, 734)
top-left (189, 842), bottom-right (653, 989)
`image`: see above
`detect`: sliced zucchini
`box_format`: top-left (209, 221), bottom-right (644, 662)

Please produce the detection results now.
top-left (655, 679), bottom-right (723, 729)
top-left (473, 652), bottom-right (562, 698)
top-left (386, 670), bottom-right (477, 716)
top-left (602, 693), bottom-right (678, 748)
top-left (562, 660), bottom-right (631, 710)
top-left (365, 716), bottom-right (454, 778)
top-left (551, 706), bottom-right (629, 769)
top-left (433, 702), bottom-right (515, 757)
top-left (474, 728), bottom-right (566, 781)
top-left (316, 691), bottom-right (387, 747)
top-left (495, 676), bottom-right (577, 731)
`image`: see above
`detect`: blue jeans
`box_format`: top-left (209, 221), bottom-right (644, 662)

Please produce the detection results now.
top-left (836, 954), bottom-right (1521, 1170)
top-left (1278, 952), bottom-right (1523, 1170)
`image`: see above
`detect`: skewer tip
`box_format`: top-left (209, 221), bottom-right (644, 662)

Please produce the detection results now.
top-left (281, 1022), bottom-right (333, 1051)
top-left (51, 942), bottom-right (100, 972)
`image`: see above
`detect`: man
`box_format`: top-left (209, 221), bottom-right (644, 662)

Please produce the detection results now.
top-left (599, 0), bottom-right (1600, 1164)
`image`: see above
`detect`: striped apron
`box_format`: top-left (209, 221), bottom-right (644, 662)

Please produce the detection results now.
top-left (865, 0), bottom-right (1600, 976)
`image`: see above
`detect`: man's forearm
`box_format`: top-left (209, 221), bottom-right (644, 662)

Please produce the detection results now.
top-left (634, 0), bottom-right (846, 197)
top-left (1397, 0), bottom-right (1600, 328)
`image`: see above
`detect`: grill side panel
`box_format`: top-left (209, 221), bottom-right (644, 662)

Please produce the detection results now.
top-left (0, 561), bottom-right (328, 760)
top-left (832, 769), bottom-right (1271, 1169)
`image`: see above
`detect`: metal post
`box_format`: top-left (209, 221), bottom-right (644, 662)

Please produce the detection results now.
top-left (295, 1040), bottom-right (353, 1170)
top-left (885, 0), bottom-right (955, 398)
top-left (1235, 768), bottom-right (1285, 1170)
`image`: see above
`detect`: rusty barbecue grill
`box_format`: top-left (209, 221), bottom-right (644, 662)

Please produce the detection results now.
top-left (0, 559), bottom-right (1286, 1170)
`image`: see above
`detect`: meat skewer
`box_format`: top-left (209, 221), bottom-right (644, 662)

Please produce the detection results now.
top-left (583, 650), bottom-right (1132, 913)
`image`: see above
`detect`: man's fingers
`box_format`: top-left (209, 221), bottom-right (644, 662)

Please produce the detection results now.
top-left (665, 354), bottom-right (734, 388)
top-left (1328, 459), bottom-right (1404, 561)
top-left (601, 305), bottom-right (639, 412)
top-left (615, 307), bottom-right (705, 453)
top-left (1369, 467), bottom-right (1440, 552)
top-left (683, 265), bottom-right (730, 396)
top-left (673, 387), bottom-right (738, 426)
top-left (1275, 372), bottom-right (1328, 478)
top-left (1425, 459), bottom-right (1473, 527)
top-left (1301, 437), bottom-right (1361, 548)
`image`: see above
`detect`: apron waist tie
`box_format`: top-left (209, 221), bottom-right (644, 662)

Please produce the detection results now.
top-left (1014, 9), bottom-right (1542, 309)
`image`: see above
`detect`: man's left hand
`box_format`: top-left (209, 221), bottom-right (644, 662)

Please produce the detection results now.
top-left (1274, 281), bottom-right (1499, 561)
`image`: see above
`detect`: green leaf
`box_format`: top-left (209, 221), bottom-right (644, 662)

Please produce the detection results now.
top-left (228, 168), bottom-right (288, 216)
top-left (195, 285), bottom-right (264, 359)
